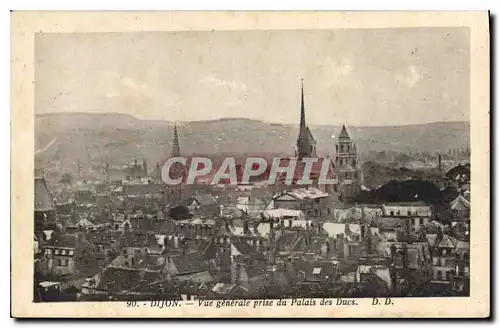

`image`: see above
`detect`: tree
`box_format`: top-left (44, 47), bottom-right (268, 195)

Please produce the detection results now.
top-left (168, 205), bottom-right (191, 220)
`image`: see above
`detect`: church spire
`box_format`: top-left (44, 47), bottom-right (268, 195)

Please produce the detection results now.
top-left (296, 79), bottom-right (316, 159)
top-left (300, 78), bottom-right (306, 133)
top-left (171, 123), bottom-right (181, 157)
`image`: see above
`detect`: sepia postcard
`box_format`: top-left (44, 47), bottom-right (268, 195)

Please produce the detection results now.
top-left (11, 11), bottom-right (490, 318)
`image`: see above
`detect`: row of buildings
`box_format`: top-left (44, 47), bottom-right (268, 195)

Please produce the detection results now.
top-left (34, 81), bottom-right (470, 301)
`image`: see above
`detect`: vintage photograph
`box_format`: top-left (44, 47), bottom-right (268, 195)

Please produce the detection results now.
top-left (33, 27), bottom-right (472, 302)
top-left (10, 11), bottom-right (489, 318)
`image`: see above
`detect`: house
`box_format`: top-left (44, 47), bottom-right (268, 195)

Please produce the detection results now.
top-left (378, 215), bottom-right (429, 236)
top-left (86, 230), bottom-right (121, 266)
top-left (272, 187), bottom-right (330, 217)
top-left (81, 266), bottom-right (143, 295)
top-left (450, 195), bottom-right (470, 221)
top-left (445, 164), bottom-right (471, 185)
top-left (295, 260), bottom-right (339, 297)
top-left (38, 232), bottom-right (100, 279)
top-left (382, 201), bottom-right (432, 218)
top-left (452, 240), bottom-right (470, 295)
top-left (384, 242), bottom-right (432, 295)
top-left (258, 265), bottom-right (297, 298)
top-left (165, 251), bottom-right (211, 281)
top-left (261, 208), bottom-right (304, 228)
top-left (427, 231), bottom-right (468, 294)
top-left (450, 221), bottom-right (470, 242)
top-left (331, 204), bottom-right (383, 223)
top-left (355, 264), bottom-right (393, 297)
top-left (235, 196), bottom-right (267, 217)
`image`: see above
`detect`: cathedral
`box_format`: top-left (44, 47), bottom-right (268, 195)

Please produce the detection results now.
top-left (293, 80), bottom-right (362, 200)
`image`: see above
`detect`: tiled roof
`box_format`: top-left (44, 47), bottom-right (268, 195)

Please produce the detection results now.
top-left (96, 267), bottom-right (142, 292)
top-left (172, 251), bottom-right (208, 275)
top-left (262, 208), bottom-right (304, 219)
top-left (51, 233), bottom-right (78, 248)
top-left (194, 194), bottom-right (218, 206)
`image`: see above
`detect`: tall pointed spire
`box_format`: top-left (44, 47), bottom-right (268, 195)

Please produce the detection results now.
top-left (300, 78), bottom-right (306, 132)
top-left (171, 123), bottom-right (181, 157)
top-left (296, 79), bottom-right (316, 159)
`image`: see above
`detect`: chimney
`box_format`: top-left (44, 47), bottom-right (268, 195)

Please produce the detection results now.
top-left (437, 226), bottom-right (444, 242)
top-left (390, 263), bottom-right (397, 292)
top-left (343, 242), bottom-right (350, 261)
top-left (162, 236), bottom-right (168, 253)
top-left (181, 239), bottom-right (189, 255)
top-left (235, 264), bottom-right (242, 285)
top-left (390, 244), bottom-right (397, 262)
top-left (366, 227), bottom-right (372, 255)
top-left (344, 223), bottom-right (350, 236)
top-left (438, 154), bottom-right (442, 172)
top-left (402, 243), bottom-right (408, 273)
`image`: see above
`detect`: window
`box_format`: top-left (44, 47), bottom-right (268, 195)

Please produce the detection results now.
top-left (441, 270), bottom-right (446, 281)
top-left (61, 250), bottom-right (67, 256)
top-left (57, 259), bottom-right (68, 267)
top-left (408, 211), bottom-right (412, 216)
top-left (446, 271), bottom-right (452, 281)
top-left (54, 249), bottom-right (60, 255)
top-left (390, 211), bottom-right (394, 216)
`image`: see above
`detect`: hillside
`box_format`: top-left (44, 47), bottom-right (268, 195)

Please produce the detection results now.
top-left (35, 112), bottom-right (470, 171)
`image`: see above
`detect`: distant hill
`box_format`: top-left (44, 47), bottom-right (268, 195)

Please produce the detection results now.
top-left (35, 112), bottom-right (470, 171)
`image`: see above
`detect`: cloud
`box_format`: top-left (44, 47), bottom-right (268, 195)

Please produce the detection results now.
top-left (199, 75), bottom-right (248, 94)
top-left (104, 75), bottom-right (152, 100)
top-left (395, 65), bottom-right (421, 88)
top-left (323, 56), bottom-right (354, 87)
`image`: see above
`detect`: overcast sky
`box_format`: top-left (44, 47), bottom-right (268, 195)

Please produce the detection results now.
top-left (35, 28), bottom-right (470, 126)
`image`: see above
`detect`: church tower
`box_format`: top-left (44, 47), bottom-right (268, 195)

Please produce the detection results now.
top-left (296, 80), bottom-right (317, 160)
top-left (334, 125), bottom-right (362, 201)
